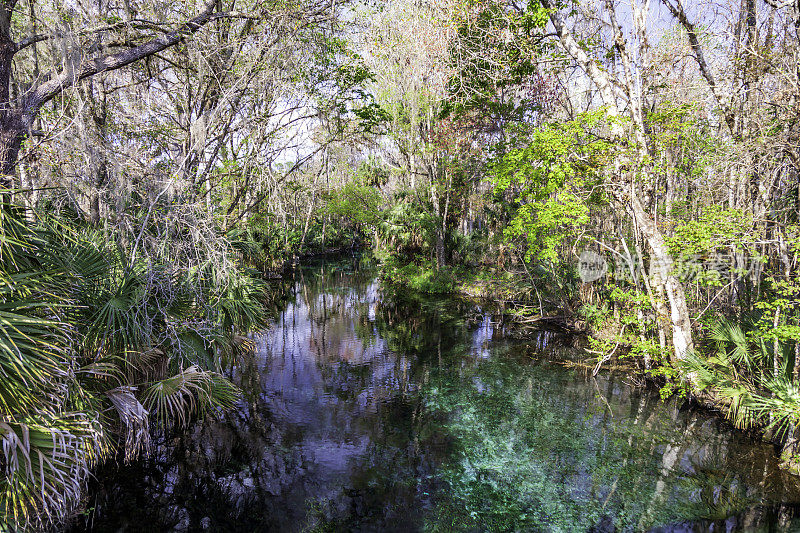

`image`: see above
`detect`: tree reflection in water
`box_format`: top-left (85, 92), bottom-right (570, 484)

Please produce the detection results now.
top-left (75, 257), bottom-right (800, 532)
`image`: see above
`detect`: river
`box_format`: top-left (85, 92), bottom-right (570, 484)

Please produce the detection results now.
top-left (73, 257), bottom-right (800, 532)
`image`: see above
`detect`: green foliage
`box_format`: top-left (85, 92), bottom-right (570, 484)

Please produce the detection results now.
top-left (371, 189), bottom-right (483, 294)
top-left (445, 0), bottom-right (551, 117)
top-left (647, 103), bottom-right (721, 183)
top-left (354, 157), bottom-right (390, 187)
top-left (215, 267), bottom-right (268, 333)
top-left (1, 414), bottom-right (107, 530)
top-left (754, 276), bottom-right (800, 345)
top-left (666, 206), bottom-right (753, 257)
top-left (580, 285), bottom-right (672, 374)
top-left (325, 181), bottom-right (383, 229)
top-left (230, 207), bottom-right (360, 270)
top-left (322, 50), bottom-right (390, 135)
top-left (680, 318), bottom-right (800, 440)
top-left (491, 111), bottom-right (611, 263)
top-left (0, 203), bottom-right (267, 531)
top-left (142, 366), bottom-right (240, 429)
top-left (379, 256), bottom-right (463, 295)
top-left (378, 196), bottom-right (440, 256)
top-left (577, 302), bottom-right (610, 330)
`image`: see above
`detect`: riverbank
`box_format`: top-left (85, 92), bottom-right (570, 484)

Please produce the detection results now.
top-left (376, 256), bottom-right (800, 479)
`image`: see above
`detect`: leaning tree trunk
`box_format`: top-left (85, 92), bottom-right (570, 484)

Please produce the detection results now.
top-left (543, 0), bottom-right (695, 362)
top-left (629, 193), bottom-right (694, 360)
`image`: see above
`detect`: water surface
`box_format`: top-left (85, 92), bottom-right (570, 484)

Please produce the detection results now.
top-left (76, 258), bottom-right (800, 532)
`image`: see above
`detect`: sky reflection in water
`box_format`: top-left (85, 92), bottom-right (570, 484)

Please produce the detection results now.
top-left (77, 258), bottom-right (800, 532)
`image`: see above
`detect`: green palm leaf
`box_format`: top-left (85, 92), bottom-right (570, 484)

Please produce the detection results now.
top-left (142, 366), bottom-right (240, 429)
top-left (0, 414), bottom-right (108, 531)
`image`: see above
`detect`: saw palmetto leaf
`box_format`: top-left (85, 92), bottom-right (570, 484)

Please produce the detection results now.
top-left (0, 203), bottom-right (260, 529)
top-left (142, 366), bottom-right (240, 429)
top-left (0, 413), bottom-right (108, 531)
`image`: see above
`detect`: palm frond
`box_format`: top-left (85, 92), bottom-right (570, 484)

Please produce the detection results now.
top-left (0, 205), bottom-right (252, 528)
top-left (106, 388), bottom-right (150, 462)
top-left (751, 377), bottom-right (800, 440)
top-left (687, 318), bottom-right (800, 436)
top-left (216, 270), bottom-right (267, 332)
top-left (142, 366), bottom-right (240, 429)
top-left (0, 306), bottom-right (66, 415)
top-left (0, 413), bottom-right (109, 531)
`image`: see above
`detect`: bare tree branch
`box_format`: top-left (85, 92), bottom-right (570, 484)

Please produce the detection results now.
top-left (23, 0), bottom-right (221, 113)
top-left (659, 0), bottom-right (737, 135)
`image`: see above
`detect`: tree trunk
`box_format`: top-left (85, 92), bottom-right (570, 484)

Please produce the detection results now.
top-left (0, 26), bottom-right (24, 189)
top-left (629, 193), bottom-right (694, 360)
top-left (543, 0), bottom-right (694, 361)
top-left (0, 114), bottom-right (24, 189)
top-left (435, 229), bottom-right (446, 269)
top-left (0, 0), bottom-right (220, 192)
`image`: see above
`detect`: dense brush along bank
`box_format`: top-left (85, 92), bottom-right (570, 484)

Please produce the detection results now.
top-left (70, 257), bottom-right (800, 532)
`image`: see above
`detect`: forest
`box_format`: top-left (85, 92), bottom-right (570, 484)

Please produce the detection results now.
top-left (0, 0), bottom-right (799, 530)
